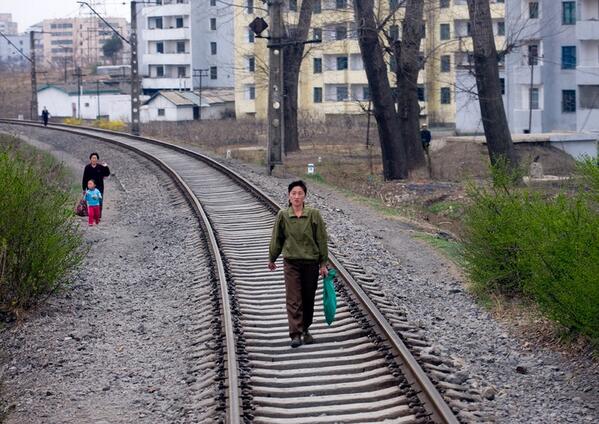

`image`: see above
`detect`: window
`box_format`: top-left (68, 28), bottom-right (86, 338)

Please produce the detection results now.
top-left (313, 0), bottom-right (321, 13)
top-left (500, 78), bottom-right (505, 95)
top-left (467, 22), bottom-right (472, 36)
top-left (562, 2), bottom-right (576, 25)
top-left (528, 44), bottom-right (539, 65)
top-left (211, 42), bottom-right (217, 55)
top-left (177, 41), bottom-right (186, 53)
top-left (562, 90), bottom-right (576, 112)
top-left (178, 66), bottom-right (187, 77)
top-left (389, 56), bottom-right (397, 72)
top-left (210, 66), bottom-right (217, 80)
top-left (336, 0), bottom-right (347, 9)
top-left (210, 18), bottom-right (216, 30)
top-left (389, 25), bottom-right (399, 41)
top-left (441, 55), bottom-right (450, 72)
top-left (210, 0), bottom-right (216, 5)
top-left (290, 0), bottom-right (297, 11)
top-left (440, 24), bottom-right (450, 40)
top-left (362, 87), bottom-right (370, 101)
top-left (529, 2), bottom-right (539, 19)
top-left (247, 0), bottom-right (254, 14)
top-left (389, 0), bottom-right (399, 9)
top-left (313, 57), bottom-right (322, 73)
top-left (248, 56), bottom-right (255, 72)
top-left (530, 87), bottom-right (539, 109)
top-left (581, 86), bottom-right (599, 108)
top-left (440, 0), bottom-right (450, 7)
top-left (158, 108), bottom-right (165, 116)
top-left (562, 46), bottom-right (576, 69)
top-left (248, 30), bottom-right (255, 43)
top-left (336, 86), bottom-right (349, 101)
top-left (248, 85), bottom-right (256, 100)
top-left (156, 66), bottom-right (164, 77)
top-left (314, 87), bottom-right (323, 103)
top-left (417, 85), bottom-right (426, 101)
top-left (335, 25), bottom-right (347, 40)
top-left (313, 28), bottom-right (322, 40)
top-left (497, 21), bottom-right (505, 36)
top-left (440, 87), bottom-right (451, 104)
top-left (176, 17), bottom-right (184, 28)
top-left (336, 56), bottom-right (348, 70)
top-left (155, 17), bottom-right (163, 29)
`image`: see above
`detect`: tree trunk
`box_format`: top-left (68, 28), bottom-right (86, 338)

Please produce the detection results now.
top-left (393, 0), bottom-right (426, 170)
top-left (354, 0), bottom-right (408, 180)
top-left (283, 0), bottom-right (313, 153)
top-left (466, 0), bottom-right (518, 168)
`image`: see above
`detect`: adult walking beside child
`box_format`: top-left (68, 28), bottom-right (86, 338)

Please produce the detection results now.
top-left (82, 152), bottom-right (110, 218)
top-left (268, 180), bottom-right (329, 348)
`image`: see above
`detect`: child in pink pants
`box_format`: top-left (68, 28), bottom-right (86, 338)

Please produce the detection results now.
top-left (84, 180), bottom-right (102, 226)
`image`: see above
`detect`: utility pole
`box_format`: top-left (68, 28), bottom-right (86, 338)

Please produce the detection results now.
top-left (193, 68), bottom-right (208, 120)
top-left (266, 0), bottom-right (284, 175)
top-left (528, 53), bottom-right (535, 134)
top-left (96, 80), bottom-right (101, 118)
top-left (130, 1), bottom-right (141, 135)
top-left (30, 31), bottom-right (38, 121)
top-left (73, 67), bottom-right (86, 119)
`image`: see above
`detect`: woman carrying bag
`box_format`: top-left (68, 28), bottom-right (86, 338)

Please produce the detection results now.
top-left (268, 180), bottom-right (329, 348)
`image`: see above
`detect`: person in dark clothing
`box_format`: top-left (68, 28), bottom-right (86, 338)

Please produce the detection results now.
top-left (420, 124), bottom-right (431, 153)
top-left (41, 107), bottom-right (50, 126)
top-left (82, 152), bottom-right (110, 218)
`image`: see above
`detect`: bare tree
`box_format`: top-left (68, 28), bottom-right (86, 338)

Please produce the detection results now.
top-left (282, 0), bottom-right (314, 153)
top-left (354, 0), bottom-right (408, 179)
top-left (466, 0), bottom-right (517, 169)
top-left (391, 0), bottom-right (426, 169)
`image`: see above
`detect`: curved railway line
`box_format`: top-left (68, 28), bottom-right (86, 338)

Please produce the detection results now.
top-left (1, 119), bottom-right (469, 423)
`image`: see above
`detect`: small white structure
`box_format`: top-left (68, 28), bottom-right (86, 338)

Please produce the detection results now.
top-left (37, 83), bottom-right (137, 122)
top-left (142, 88), bottom-right (235, 122)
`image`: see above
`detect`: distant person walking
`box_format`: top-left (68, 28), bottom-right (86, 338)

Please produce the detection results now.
top-left (41, 107), bottom-right (50, 127)
top-left (82, 152), bottom-right (110, 218)
top-left (84, 180), bottom-right (102, 226)
top-left (420, 123), bottom-right (431, 153)
top-left (268, 180), bottom-right (329, 348)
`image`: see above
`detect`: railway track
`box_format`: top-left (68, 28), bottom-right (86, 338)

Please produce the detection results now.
top-left (1, 119), bottom-right (461, 423)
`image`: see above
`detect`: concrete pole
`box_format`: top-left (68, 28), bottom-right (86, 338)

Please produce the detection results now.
top-left (30, 31), bottom-right (38, 121)
top-left (130, 1), bottom-right (141, 135)
top-left (267, 0), bottom-right (284, 174)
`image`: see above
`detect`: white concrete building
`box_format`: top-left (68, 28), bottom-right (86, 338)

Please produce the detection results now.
top-left (141, 89), bottom-right (235, 121)
top-left (136, 0), bottom-right (234, 94)
top-left (577, 0), bottom-right (599, 134)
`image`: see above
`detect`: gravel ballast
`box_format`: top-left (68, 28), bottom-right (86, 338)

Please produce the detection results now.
top-left (0, 126), bottom-right (223, 423)
top-left (0, 124), bottom-right (597, 423)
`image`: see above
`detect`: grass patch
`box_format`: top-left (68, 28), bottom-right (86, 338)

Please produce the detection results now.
top-left (0, 134), bottom-right (85, 314)
top-left (414, 232), bottom-right (466, 268)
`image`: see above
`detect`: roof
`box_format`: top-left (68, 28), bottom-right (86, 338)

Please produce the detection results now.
top-left (144, 88), bottom-right (235, 108)
top-left (38, 83), bottom-right (121, 96)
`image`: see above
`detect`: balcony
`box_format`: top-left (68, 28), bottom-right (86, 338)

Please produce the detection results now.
top-left (512, 64), bottom-right (542, 85)
top-left (577, 66), bottom-right (599, 85)
top-left (142, 27), bottom-right (190, 41)
top-left (576, 20), bottom-right (599, 41)
top-left (143, 52), bottom-right (191, 65)
top-left (142, 77), bottom-right (192, 90)
top-left (322, 69), bottom-right (367, 84)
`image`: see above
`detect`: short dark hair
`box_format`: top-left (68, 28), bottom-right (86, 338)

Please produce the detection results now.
top-left (89, 152), bottom-right (99, 160)
top-left (288, 180), bottom-right (307, 195)
top-left (87, 179), bottom-right (96, 185)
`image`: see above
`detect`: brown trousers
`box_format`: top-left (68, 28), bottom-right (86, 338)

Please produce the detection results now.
top-left (283, 259), bottom-right (319, 338)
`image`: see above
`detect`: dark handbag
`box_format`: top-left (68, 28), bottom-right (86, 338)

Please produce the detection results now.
top-left (75, 198), bottom-right (88, 216)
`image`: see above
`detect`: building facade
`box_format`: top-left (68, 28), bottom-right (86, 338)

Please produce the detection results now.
top-left (0, 33), bottom-right (29, 69)
top-left (504, 0), bottom-right (599, 134)
top-left (39, 17), bottom-right (129, 68)
top-left (136, 0), bottom-right (235, 94)
top-left (0, 13), bottom-right (18, 35)
top-left (233, 0), bottom-right (506, 125)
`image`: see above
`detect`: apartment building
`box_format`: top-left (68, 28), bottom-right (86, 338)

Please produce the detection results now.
top-left (39, 17), bottom-right (129, 67)
top-left (136, 0), bottom-right (234, 94)
top-left (234, 0), bottom-right (506, 125)
top-left (0, 13), bottom-right (18, 35)
top-left (503, 0), bottom-right (599, 135)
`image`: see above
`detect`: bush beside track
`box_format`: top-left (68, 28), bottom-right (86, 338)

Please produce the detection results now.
top-left (0, 134), bottom-right (85, 314)
top-left (462, 160), bottom-right (599, 346)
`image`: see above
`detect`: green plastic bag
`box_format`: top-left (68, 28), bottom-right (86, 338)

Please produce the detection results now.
top-left (323, 269), bottom-right (337, 326)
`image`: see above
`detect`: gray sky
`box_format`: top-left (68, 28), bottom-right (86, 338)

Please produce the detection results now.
top-left (2, 0), bottom-right (130, 32)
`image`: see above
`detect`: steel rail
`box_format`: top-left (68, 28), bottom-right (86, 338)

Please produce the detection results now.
top-left (0, 119), bottom-right (241, 424)
top-left (0, 118), bottom-right (459, 423)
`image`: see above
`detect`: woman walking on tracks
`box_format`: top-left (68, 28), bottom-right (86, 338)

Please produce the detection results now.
top-left (268, 180), bottom-right (329, 348)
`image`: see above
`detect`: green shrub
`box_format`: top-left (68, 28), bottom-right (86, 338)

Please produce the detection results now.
top-left (463, 161), bottom-right (599, 343)
top-left (0, 143), bottom-right (85, 311)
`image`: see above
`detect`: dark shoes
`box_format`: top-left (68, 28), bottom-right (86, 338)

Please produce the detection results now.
top-left (303, 330), bottom-right (314, 345)
top-left (290, 335), bottom-right (302, 348)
